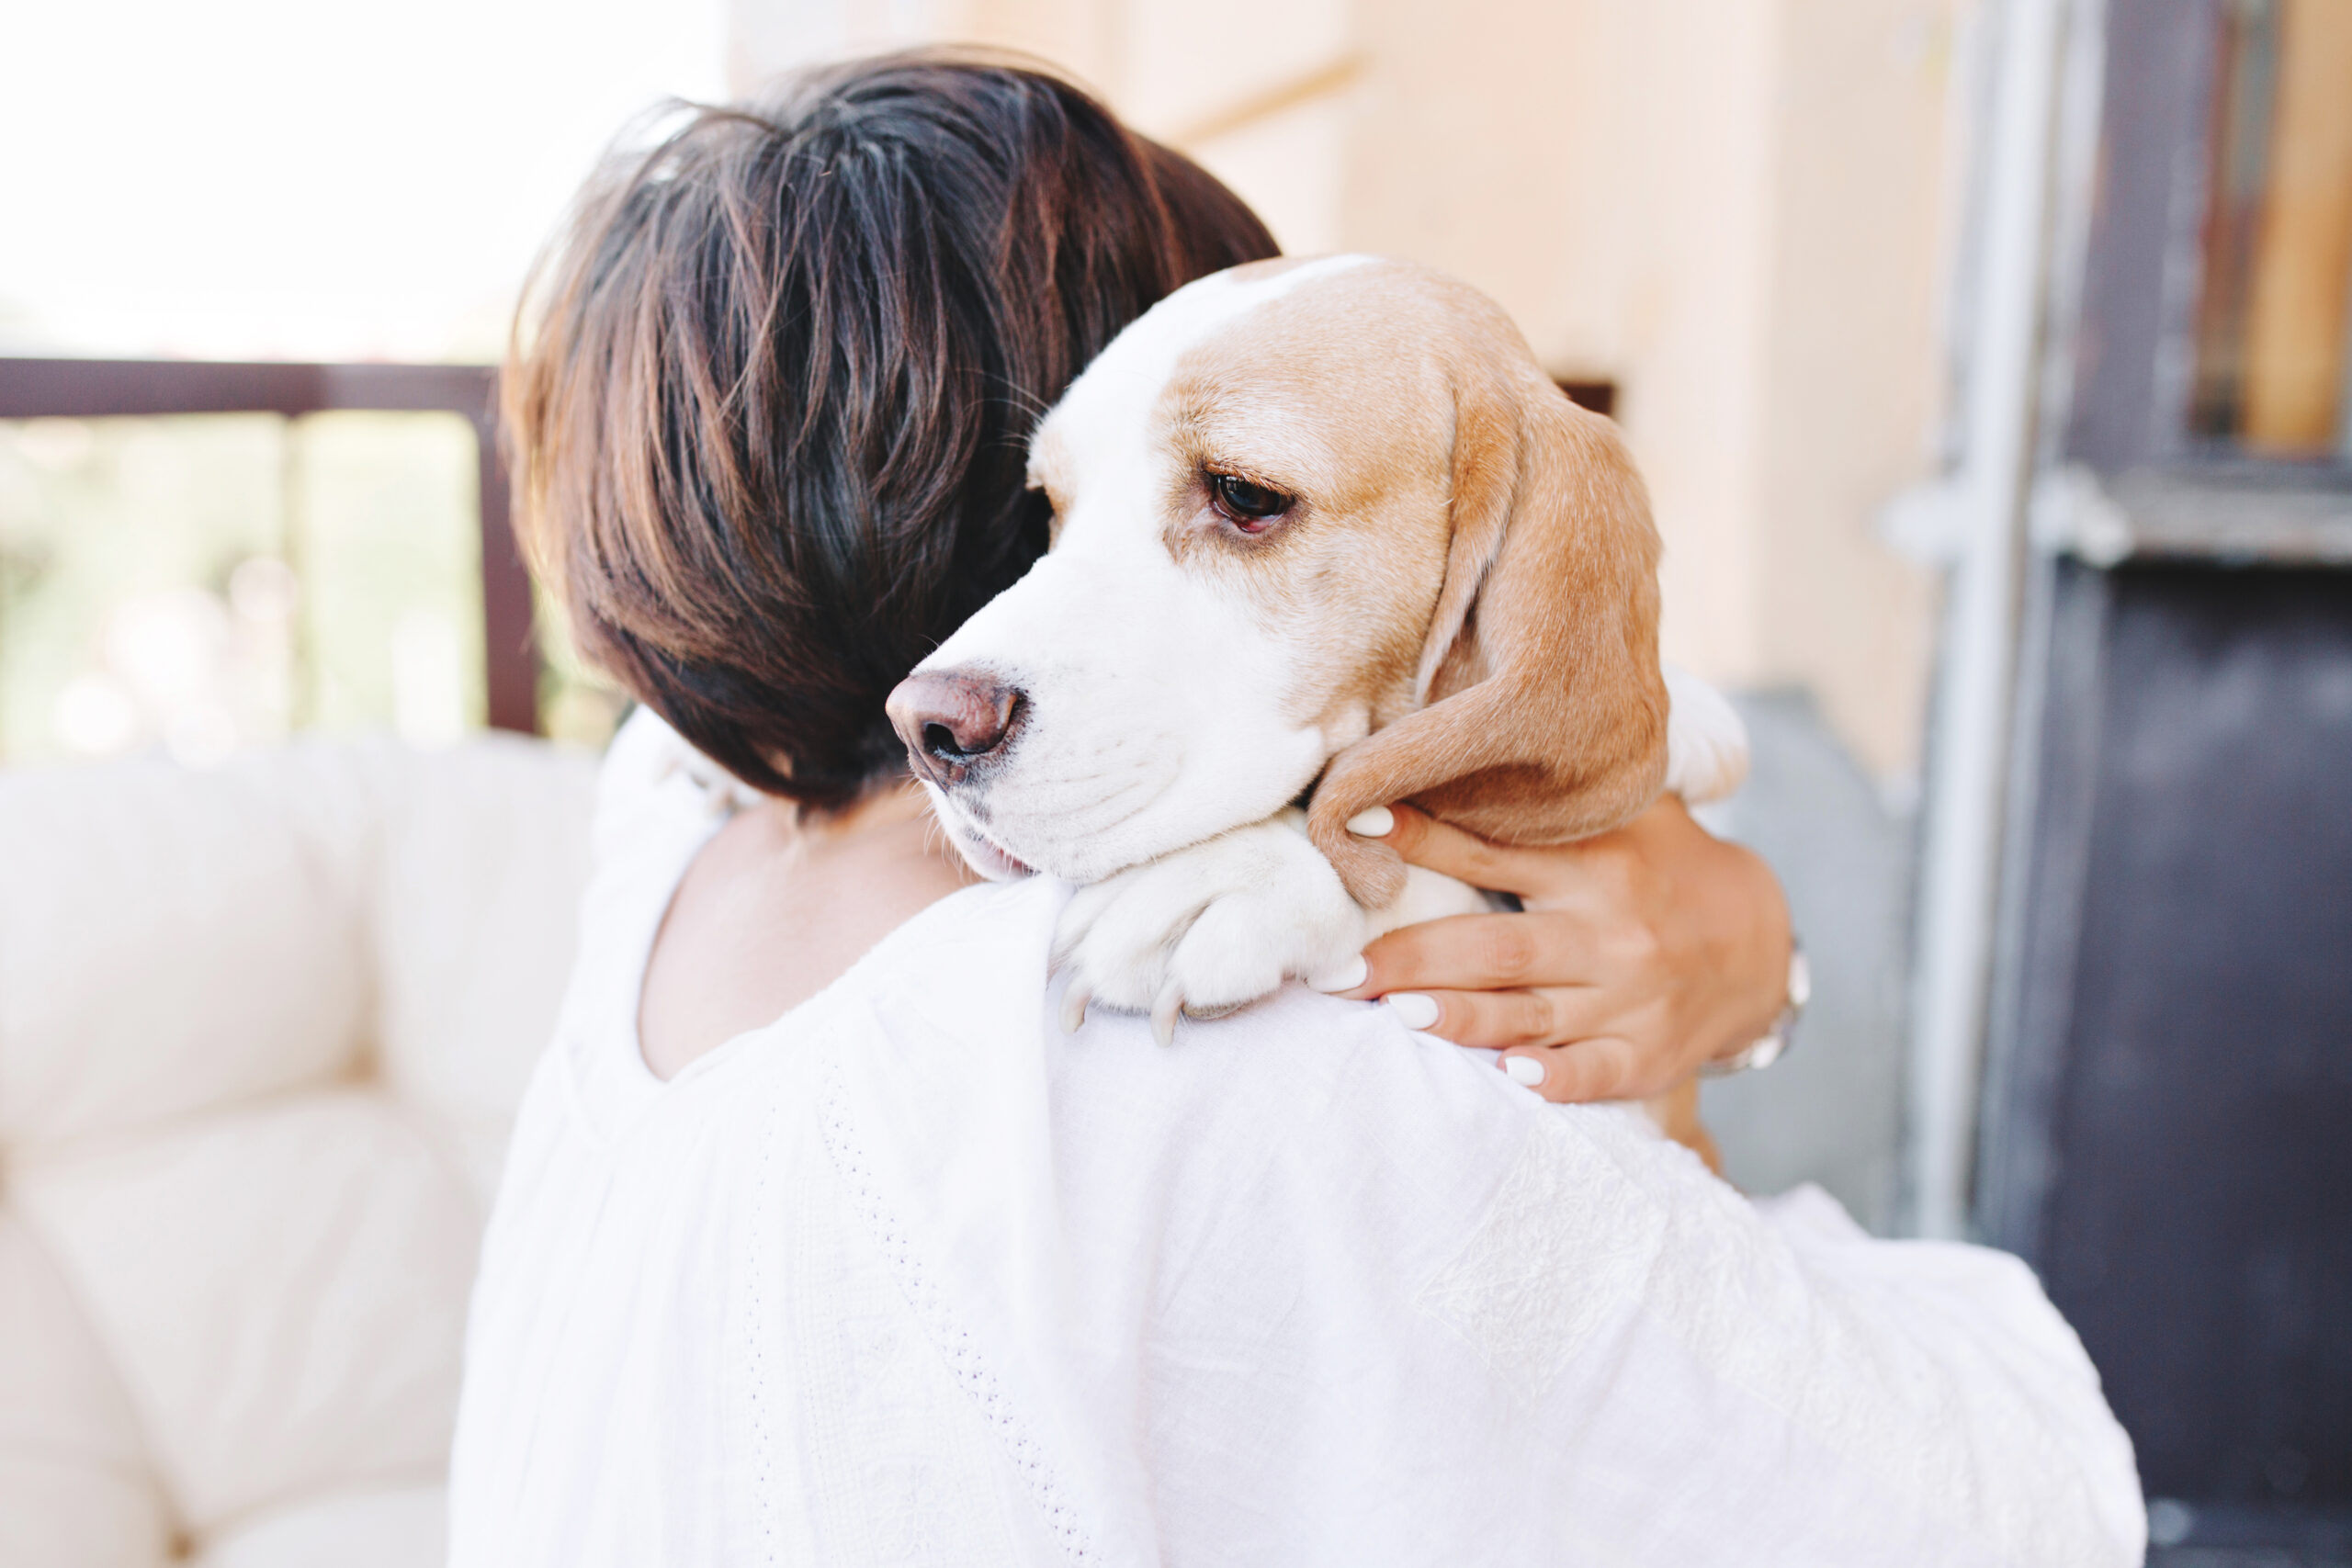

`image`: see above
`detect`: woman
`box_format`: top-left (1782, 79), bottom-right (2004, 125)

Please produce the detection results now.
top-left (450, 53), bottom-right (2141, 1565)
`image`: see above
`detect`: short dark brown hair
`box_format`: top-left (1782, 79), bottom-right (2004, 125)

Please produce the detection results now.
top-left (506, 52), bottom-right (1280, 809)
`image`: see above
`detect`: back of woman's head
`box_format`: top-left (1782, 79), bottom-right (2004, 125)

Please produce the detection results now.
top-left (508, 53), bottom-right (1280, 809)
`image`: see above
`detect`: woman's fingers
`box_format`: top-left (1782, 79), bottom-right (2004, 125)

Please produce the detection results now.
top-left (1370, 977), bottom-right (1670, 1101)
top-left (1351, 803), bottom-right (1570, 898)
top-left (1377, 989), bottom-right (1644, 1103)
top-left (1498, 1037), bottom-right (1645, 1104)
top-left (1376, 983), bottom-right (1610, 1055)
top-left (1355, 910), bottom-right (1600, 996)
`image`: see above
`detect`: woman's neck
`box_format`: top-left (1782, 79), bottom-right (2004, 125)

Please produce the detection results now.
top-left (637, 779), bottom-right (981, 1080)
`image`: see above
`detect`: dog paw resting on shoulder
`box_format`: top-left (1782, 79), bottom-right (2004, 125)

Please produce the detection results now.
top-left (1050, 807), bottom-right (1500, 1043)
top-left (1050, 809), bottom-right (1363, 1043)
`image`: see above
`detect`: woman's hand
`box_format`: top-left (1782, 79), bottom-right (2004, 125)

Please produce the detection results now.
top-left (1332, 797), bottom-right (1792, 1105)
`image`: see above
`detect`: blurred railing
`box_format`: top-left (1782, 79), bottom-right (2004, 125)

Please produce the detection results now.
top-left (0, 358), bottom-right (537, 734)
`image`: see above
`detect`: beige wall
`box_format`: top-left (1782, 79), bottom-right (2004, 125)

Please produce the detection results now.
top-left (1750, 1), bottom-right (1954, 777)
top-left (729, 0), bottom-right (1956, 777)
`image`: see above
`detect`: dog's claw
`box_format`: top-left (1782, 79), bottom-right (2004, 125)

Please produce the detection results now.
top-left (1150, 985), bottom-right (1183, 1047)
top-left (1059, 984), bottom-right (1091, 1035)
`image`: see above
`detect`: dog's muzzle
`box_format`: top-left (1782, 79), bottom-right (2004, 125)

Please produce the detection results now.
top-left (886, 666), bottom-right (1023, 787)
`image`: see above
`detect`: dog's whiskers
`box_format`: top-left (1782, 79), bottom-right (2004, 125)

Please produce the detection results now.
top-left (991, 765), bottom-right (1168, 840)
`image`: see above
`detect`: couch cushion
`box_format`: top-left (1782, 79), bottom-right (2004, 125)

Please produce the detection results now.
top-left (0, 734), bottom-right (598, 1560)
top-left (370, 736), bottom-right (596, 1203)
top-left (14, 1089), bottom-right (481, 1538)
top-left (0, 750), bottom-right (376, 1150)
top-left (0, 1214), bottom-right (175, 1568)
top-left (196, 1483), bottom-right (445, 1568)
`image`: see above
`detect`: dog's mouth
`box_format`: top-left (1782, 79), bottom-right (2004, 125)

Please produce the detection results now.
top-left (927, 794), bottom-right (1036, 882)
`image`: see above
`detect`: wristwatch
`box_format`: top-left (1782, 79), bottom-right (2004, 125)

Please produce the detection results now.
top-left (1701, 939), bottom-right (1809, 1077)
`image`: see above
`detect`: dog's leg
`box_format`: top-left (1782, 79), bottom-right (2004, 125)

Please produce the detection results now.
top-left (1053, 809), bottom-right (1370, 1041)
top-left (1054, 808), bottom-right (1476, 1043)
top-left (1662, 664), bottom-right (1749, 806)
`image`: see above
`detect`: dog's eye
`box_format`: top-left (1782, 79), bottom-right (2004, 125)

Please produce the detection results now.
top-left (1207, 472), bottom-right (1294, 533)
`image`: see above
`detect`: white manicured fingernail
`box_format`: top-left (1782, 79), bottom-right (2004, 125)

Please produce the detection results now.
top-left (1385, 992), bottom-right (1440, 1031)
top-left (1346, 806), bottom-right (1395, 838)
top-left (1311, 954), bottom-right (1369, 992)
top-left (1503, 1055), bottom-right (1546, 1088)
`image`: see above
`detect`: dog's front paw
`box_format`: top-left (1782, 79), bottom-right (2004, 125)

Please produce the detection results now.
top-left (1053, 813), bottom-right (1369, 1044)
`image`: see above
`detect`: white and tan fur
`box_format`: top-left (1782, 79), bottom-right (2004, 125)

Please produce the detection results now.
top-left (899, 255), bottom-right (1747, 1042)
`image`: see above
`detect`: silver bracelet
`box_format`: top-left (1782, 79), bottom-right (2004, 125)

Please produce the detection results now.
top-left (1701, 940), bottom-right (1809, 1077)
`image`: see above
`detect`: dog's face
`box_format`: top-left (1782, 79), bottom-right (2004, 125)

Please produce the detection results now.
top-left (889, 255), bottom-right (1668, 898)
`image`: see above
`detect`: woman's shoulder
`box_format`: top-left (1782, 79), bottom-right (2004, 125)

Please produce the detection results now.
top-left (534, 709), bottom-right (752, 1116)
top-left (591, 706), bottom-right (759, 861)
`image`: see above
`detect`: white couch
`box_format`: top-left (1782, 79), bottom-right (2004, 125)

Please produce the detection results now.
top-left (0, 737), bottom-right (598, 1566)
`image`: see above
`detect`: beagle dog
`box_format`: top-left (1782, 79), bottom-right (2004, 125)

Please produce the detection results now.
top-left (886, 254), bottom-right (1747, 1056)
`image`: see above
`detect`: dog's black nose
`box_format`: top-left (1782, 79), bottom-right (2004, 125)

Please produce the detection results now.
top-left (887, 667), bottom-right (1023, 784)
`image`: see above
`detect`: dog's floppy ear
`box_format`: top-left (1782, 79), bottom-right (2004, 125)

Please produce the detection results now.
top-left (1307, 368), bottom-right (1669, 907)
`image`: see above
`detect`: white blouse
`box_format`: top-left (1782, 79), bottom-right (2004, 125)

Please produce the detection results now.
top-left (447, 711), bottom-right (2145, 1567)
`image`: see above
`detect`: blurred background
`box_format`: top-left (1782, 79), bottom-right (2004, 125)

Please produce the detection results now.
top-left (1, 0), bottom-right (2346, 1563)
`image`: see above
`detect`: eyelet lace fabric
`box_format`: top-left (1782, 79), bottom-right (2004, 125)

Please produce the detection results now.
top-left (819, 1059), bottom-right (1102, 1568)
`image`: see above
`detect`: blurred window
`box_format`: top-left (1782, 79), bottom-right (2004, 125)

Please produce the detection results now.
top-left (0, 0), bottom-right (716, 766)
top-left (0, 408), bottom-right (620, 766)
top-left (2188, 0), bottom-right (2352, 458)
